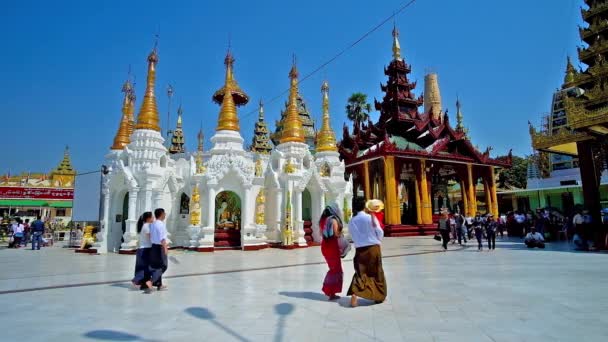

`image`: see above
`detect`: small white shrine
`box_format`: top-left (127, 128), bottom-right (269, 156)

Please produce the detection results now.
top-left (96, 46), bottom-right (352, 253)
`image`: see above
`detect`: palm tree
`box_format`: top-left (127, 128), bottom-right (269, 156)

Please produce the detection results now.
top-left (345, 92), bottom-right (372, 124)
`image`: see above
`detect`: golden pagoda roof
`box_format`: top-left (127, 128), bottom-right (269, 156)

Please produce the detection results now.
top-left (216, 73), bottom-right (240, 131)
top-left (316, 80), bottom-right (337, 152)
top-left (251, 100), bottom-right (274, 154)
top-left (279, 61), bottom-right (306, 144)
top-left (111, 79), bottom-right (134, 150)
top-left (51, 146), bottom-right (76, 176)
top-left (134, 46), bottom-right (161, 132)
top-left (212, 50), bottom-right (249, 106)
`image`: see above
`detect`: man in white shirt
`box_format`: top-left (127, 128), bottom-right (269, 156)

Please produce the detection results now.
top-left (149, 208), bottom-right (169, 291)
top-left (347, 197), bottom-right (386, 307)
top-left (524, 227), bottom-right (545, 249)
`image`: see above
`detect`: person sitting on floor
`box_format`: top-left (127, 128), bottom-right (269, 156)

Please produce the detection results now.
top-left (524, 227), bottom-right (545, 249)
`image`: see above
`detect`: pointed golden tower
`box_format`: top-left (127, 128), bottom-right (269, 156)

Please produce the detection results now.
top-left (50, 146), bottom-right (76, 187)
top-left (215, 51), bottom-right (247, 131)
top-left (279, 60), bottom-right (306, 144)
top-left (316, 81), bottom-right (338, 152)
top-left (564, 56), bottom-right (576, 84)
top-left (111, 79), bottom-right (135, 150)
top-left (134, 45), bottom-right (161, 131)
top-left (392, 23), bottom-right (402, 61)
top-left (169, 104), bottom-right (186, 154)
top-left (127, 84), bottom-right (136, 136)
top-left (196, 126), bottom-right (206, 173)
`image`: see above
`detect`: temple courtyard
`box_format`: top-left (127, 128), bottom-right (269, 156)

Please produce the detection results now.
top-left (0, 237), bottom-right (606, 342)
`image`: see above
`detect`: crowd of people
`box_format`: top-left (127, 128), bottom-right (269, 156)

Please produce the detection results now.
top-left (436, 211), bottom-right (503, 251)
top-left (7, 216), bottom-right (47, 250)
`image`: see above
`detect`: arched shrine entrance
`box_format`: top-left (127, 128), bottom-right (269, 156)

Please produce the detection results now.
top-left (214, 191), bottom-right (241, 248)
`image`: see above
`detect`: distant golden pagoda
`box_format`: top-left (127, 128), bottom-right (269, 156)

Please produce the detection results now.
top-left (134, 45), bottom-right (161, 132)
top-left (111, 78), bottom-right (135, 150)
top-left (279, 60), bottom-right (306, 144)
top-left (50, 146), bottom-right (76, 187)
top-left (169, 104), bottom-right (186, 154)
top-left (215, 50), bottom-right (248, 131)
top-left (315, 81), bottom-right (337, 152)
top-left (250, 100), bottom-right (273, 154)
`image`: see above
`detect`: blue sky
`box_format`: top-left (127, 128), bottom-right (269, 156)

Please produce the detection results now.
top-left (0, 0), bottom-right (582, 174)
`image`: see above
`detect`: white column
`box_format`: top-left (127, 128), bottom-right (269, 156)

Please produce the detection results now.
top-left (121, 188), bottom-right (139, 250)
top-left (207, 187), bottom-right (216, 227)
top-left (152, 191), bottom-right (163, 210)
top-left (96, 187), bottom-right (111, 253)
top-left (312, 191), bottom-right (324, 242)
top-left (127, 189), bottom-right (139, 222)
top-left (294, 190), bottom-right (307, 246)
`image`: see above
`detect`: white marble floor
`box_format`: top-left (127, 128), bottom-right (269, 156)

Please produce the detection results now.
top-left (0, 237), bottom-right (607, 342)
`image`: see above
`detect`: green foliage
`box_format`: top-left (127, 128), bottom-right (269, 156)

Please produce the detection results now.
top-left (345, 92), bottom-right (372, 123)
top-left (498, 155), bottom-right (528, 189)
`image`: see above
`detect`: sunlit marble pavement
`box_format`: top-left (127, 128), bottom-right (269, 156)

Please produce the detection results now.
top-left (0, 237), bottom-right (607, 342)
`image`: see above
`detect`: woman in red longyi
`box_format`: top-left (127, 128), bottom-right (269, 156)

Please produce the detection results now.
top-left (319, 204), bottom-right (344, 300)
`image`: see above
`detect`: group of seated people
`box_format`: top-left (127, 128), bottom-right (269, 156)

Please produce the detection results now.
top-left (524, 227), bottom-right (545, 249)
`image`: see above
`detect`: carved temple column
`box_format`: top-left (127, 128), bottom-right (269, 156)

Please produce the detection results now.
top-left (363, 160), bottom-right (371, 200)
top-left (294, 190), bottom-right (307, 246)
top-left (121, 188), bottom-right (139, 250)
top-left (418, 159), bottom-right (433, 224)
top-left (489, 166), bottom-right (499, 217)
top-left (577, 140), bottom-right (602, 230)
top-left (207, 187), bottom-right (216, 228)
top-left (466, 163), bottom-right (477, 216)
top-left (414, 175), bottom-right (422, 225)
top-left (383, 156), bottom-right (400, 225)
top-left (483, 178), bottom-right (492, 215)
top-left (459, 180), bottom-right (468, 216)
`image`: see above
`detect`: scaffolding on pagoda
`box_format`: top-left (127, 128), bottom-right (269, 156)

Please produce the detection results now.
top-left (338, 25), bottom-right (511, 236)
top-left (530, 0), bottom-right (608, 234)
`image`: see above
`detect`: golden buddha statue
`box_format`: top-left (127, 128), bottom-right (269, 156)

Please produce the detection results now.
top-left (320, 162), bottom-right (331, 177)
top-left (255, 159), bottom-right (263, 177)
top-left (216, 201), bottom-right (236, 229)
top-left (80, 225), bottom-right (96, 249)
top-left (190, 185), bottom-right (201, 226)
top-left (284, 159), bottom-right (296, 174)
top-left (255, 188), bottom-right (266, 225)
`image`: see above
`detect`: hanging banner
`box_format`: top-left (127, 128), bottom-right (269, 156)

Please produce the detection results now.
top-left (0, 187), bottom-right (74, 200)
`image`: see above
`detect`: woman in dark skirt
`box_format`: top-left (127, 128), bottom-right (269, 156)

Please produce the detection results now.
top-left (347, 197), bottom-right (387, 307)
top-left (132, 212), bottom-right (153, 290)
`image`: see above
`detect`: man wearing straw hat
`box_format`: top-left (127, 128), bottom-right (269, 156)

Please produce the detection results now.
top-left (365, 199), bottom-right (385, 230)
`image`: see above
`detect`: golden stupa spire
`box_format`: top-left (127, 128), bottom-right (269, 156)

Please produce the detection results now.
top-left (279, 57), bottom-right (306, 144)
top-left (564, 56), bottom-right (576, 84)
top-left (392, 22), bottom-right (402, 61)
top-left (316, 80), bottom-right (337, 152)
top-left (134, 41), bottom-right (161, 132)
top-left (215, 49), bottom-right (246, 131)
top-left (111, 78), bottom-right (135, 150)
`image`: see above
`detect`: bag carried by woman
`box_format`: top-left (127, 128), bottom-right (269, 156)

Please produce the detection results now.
top-left (323, 212), bottom-right (351, 258)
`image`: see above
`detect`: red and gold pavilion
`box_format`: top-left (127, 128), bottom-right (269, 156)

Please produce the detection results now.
top-left (338, 25), bottom-right (511, 236)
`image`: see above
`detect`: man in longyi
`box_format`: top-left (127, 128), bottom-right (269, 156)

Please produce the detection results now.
top-left (347, 197), bottom-right (387, 307)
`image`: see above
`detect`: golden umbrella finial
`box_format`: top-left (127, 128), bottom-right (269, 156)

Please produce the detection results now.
top-left (111, 77), bottom-right (135, 150)
top-left (316, 80), bottom-right (337, 152)
top-left (392, 22), bottom-right (402, 61)
top-left (134, 42), bottom-right (161, 132)
top-left (279, 56), bottom-right (305, 144)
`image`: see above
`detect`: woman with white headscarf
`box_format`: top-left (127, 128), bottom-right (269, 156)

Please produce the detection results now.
top-left (319, 203), bottom-right (344, 300)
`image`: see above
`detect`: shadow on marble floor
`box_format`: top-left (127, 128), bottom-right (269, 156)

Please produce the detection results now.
top-left (274, 303), bottom-right (295, 342)
top-left (278, 291), bottom-right (328, 302)
top-left (83, 329), bottom-right (162, 342)
top-left (185, 307), bottom-right (251, 342)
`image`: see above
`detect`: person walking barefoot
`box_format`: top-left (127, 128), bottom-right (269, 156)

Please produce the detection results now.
top-left (319, 204), bottom-right (344, 300)
top-left (347, 197), bottom-right (386, 307)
